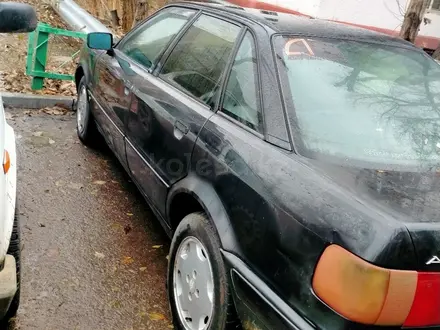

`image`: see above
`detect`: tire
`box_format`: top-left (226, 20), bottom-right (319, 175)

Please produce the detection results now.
top-left (5, 207), bottom-right (21, 319)
top-left (76, 76), bottom-right (99, 146)
top-left (167, 212), bottom-right (239, 330)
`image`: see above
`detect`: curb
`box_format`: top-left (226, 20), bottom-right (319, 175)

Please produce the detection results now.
top-left (0, 92), bottom-right (76, 110)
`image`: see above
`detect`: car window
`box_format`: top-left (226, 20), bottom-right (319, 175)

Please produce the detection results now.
top-left (118, 7), bottom-right (196, 69)
top-left (274, 36), bottom-right (440, 168)
top-left (159, 14), bottom-right (241, 108)
top-left (222, 32), bottom-right (262, 132)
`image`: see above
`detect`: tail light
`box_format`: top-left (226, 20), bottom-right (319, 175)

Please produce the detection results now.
top-left (2, 150), bottom-right (10, 174)
top-left (312, 245), bottom-right (440, 327)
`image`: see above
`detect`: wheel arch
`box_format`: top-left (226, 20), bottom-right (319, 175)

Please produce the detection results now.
top-left (167, 174), bottom-right (242, 255)
top-left (75, 60), bottom-right (92, 90)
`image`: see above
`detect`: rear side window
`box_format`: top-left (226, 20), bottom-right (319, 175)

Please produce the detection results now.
top-left (274, 36), bottom-right (440, 167)
top-left (118, 7), bottom-right (196, 69)
top-left (222, 31), bottom-right (262, 132)
top-left (159, 14), bottom-right (241, 107)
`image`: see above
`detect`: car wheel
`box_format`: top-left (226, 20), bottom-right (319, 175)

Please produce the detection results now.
top-left (76, 77), bottom-right (99, 145)
top-left (168, 212), bottom-right (239, 330)
top-left (5, 207), bottom-right (21, 319)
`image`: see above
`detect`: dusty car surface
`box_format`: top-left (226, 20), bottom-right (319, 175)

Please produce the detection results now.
top-left (0, 1), bottom-right (36, 323)
top-left (75, 2), bottom-right (440, 329)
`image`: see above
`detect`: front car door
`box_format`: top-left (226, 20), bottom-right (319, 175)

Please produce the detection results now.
top-left (123, 11), bottom-right (243, 216)
top-left (91, 48), bottom-right (132, 168)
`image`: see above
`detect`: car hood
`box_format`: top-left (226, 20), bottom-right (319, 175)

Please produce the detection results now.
top-left (304, 158), bottom-right (440, 271)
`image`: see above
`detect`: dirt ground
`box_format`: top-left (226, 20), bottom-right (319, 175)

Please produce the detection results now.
top-left (0, 0), bottom-right (80, 97)
top-left (4, 107), bottom-right (172, 330)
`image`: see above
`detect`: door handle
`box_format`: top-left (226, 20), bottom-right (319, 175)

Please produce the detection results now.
top-left (174, 120), bottom-right (189, 140)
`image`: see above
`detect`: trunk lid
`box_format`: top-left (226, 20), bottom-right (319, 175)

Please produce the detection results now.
top-left (303, 158), bottom-right (440, 271)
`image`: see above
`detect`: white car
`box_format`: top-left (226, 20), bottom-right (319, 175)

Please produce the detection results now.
top-left (0, 1), bottom-right (37, 322)
top-left (0, 96), bottom-right (19, 321)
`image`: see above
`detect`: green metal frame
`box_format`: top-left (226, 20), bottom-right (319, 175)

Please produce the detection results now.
top-left (26, 23), bottom-right (87, 90)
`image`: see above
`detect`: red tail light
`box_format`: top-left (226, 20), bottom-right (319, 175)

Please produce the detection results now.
top-left (404, 272), bottom-right (440, 327)
top-left (312, 245), bottom-right (440, 327)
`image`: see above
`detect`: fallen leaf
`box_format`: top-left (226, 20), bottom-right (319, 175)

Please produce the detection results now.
top-left (111, 223), bottom-right (123, 230)
top-left (93, 180), bottom-right (106, 185)
top-left (94, 252), bottom-right (105, 259)
top-left (55, 180), bottom-right (64, 187)
top-left (111, 300), bottom-right (122, 308)
top-left (42, 107), bottom-right (66, 115)
top-left (139, 267), bottom-right (147, 272)
top-left (60, 82), bottom-right (73, 90)
top-left (67, 182), bottom-right (84, 190)
top-left (148, 312), bottom-right (166, 321)
top-left (122, 256), bottom-right (134, 265)
top-left (126, 213), bottom-right (133, 216)
top-left (152, 245), bottom-right (163, 249)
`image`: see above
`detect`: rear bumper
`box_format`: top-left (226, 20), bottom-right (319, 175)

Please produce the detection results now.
top-left (0, 255), bottom-right (17, 319)
top-left (222, 250), bottom-right (314, 330)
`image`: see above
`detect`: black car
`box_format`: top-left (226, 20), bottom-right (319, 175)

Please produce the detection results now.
top-left (75, 2), bottom-right (440, 329)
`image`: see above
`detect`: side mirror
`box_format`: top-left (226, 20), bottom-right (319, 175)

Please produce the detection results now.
top-left (0, 2), bottom-right (37, 33)
top-left (87, 32), bottom-right (113, 51)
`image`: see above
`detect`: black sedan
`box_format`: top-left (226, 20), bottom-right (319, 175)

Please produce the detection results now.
top-left (75, 2), bottom-right (440, 330)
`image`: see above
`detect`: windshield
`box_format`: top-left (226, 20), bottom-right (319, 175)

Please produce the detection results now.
top-left (274, 36), bottom-right (440, 169)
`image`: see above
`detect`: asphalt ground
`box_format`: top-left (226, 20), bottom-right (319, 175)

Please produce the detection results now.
top-left (5, 107), bottom-right (172, 330)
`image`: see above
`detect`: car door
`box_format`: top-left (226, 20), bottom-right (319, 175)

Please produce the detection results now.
top-left (191, 30), bottom-right (278, 274)
top-left (124, 13), bottom-right (243, 216)
top-left (92, 47), bottom-right (132, 169)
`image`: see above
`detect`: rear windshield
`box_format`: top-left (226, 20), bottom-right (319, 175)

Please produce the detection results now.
top-left (274, 36), bottom-right (440, 169)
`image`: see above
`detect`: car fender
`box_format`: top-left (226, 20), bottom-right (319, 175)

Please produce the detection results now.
top-left (76, 46), bottom-right (104, 88)
top-left (167, 173), bottom-right (243, 255)
top-left (76, 60), bottom-right (91, 87)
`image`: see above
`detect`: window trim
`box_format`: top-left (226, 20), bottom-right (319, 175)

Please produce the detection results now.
top-left (270, 33), bottom-right (308, 155)
top-left (115, 6), bottom-right (200, 72)
top-left (154, 12), bottom-right (245, 111)
top-left (217, 27), bottom-right (265, 135)
top-left (217, 111), bottom-right (264, 139)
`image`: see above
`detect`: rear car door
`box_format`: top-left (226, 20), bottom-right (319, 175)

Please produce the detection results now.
top-left (124, 12), bottom-right (243, 215)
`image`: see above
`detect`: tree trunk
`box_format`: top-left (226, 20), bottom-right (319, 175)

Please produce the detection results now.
top-left (132, 0), bottom-right (148, 29)
top-left (400, 0), bottom-right (430, 43)
top-left (110, 9), bottom-right (120, 27)
top-left (122, 0), bottom-right (135, 32)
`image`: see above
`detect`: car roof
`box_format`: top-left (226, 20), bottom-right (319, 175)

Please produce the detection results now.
top-left (177, 1), bottom-right (416, 49)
